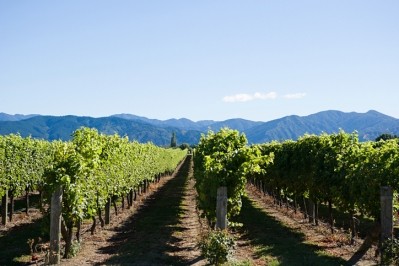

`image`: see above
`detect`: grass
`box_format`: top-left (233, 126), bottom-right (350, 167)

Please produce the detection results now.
top-left (236, 196), bottom-right (348, 266)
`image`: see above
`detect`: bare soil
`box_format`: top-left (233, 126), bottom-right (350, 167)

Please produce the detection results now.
top-left (244, 184), bottom-right (379, 266)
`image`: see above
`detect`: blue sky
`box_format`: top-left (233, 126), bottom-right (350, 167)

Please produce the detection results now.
top-left (1, 1), bottom-right (398, 122)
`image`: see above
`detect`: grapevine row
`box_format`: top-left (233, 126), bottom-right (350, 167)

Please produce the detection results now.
top-left (252, 131), bottom-right (399, 235)
top-left (194, 128), bottom-right (399, 237)
top-left (0, 127), bottom-right (187, 258)
top-left (193, 128), bottom-right (272, 226)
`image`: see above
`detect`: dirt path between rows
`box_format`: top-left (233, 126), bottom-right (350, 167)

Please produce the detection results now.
top-left (62, 155), bottom-right (208, 265)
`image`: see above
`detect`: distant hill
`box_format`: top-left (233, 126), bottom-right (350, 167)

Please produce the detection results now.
top-left (111, 114), bottom-right (212, 130)
top-left (245, 110), bottom-right (399, 143)
top-left (1, 110), bottom-right (399, 145)
top-left (0, 115), bottom-right (201, 146)
top-left (111, 114), bottom-right (262, 132)
top-left (0, 113), bottom-right (38, 121)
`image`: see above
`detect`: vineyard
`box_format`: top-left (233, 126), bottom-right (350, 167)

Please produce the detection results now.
top-left (0, 127), bottom-right (187, 263)
top-left (193, 129), bottom-right (399, 264)
top-left (1, 127), bottom-right (399, 265)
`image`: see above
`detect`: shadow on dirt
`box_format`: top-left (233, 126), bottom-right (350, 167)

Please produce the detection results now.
top-left (236, 196), bottom-right (348, 266)
top-left (0, 215), bottom-right (47, 265)
top-left (98, 156), bottom-right (204, 265)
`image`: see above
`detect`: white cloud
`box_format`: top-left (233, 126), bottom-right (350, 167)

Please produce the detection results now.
top-left (223, 92), bottom-right (277, 103)
top-left (223, 93), bottom-right (253, 102)
top-left (283, 93), bottom-right (306, 99)
top-left (254, 92), bottom-right (278, 100)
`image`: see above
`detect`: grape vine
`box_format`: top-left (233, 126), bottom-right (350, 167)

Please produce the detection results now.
top-left (0, 127), bottom-right (187, 258)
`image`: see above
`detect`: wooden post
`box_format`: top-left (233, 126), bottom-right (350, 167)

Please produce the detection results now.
top-left (1, 191), bottom-right (7, 225)
top-left (380, 186), bottom-right (393, 241)
top-left (25, 189), bottom-right (29, 215)
top-left (308, 199), bottom-right (315, 225)
top-left (9, 194), bottom-right (14, 222)
top-left (216, 187), bottom-right (227, 230)
top-left (328, 201), bottom-right (334, 234)
top-left (105, 197), bottom-right (111, 225)
top-left (129, 189), bottom-right (134, 207)
top-left (49, 186), bottom-right (63, 265)
top-left (302, 196), bottom-right (308, 220)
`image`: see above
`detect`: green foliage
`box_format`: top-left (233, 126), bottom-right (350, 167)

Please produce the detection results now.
top-left (0, 127), bottom-right (187, 258)
top-left (47, 128), bottom-right (186, 258)
top-left (254, 131), bottom-right (399, 222)
top-left (194, 128), bottom-right (273, 224)
top-left (194, 128), bottom-right (245, 222)
top-left (0, 134), bottom-right (52, 200)
top-left (199, 229), bottom-right (235, 265)
top-left (66, 240), bottom-right (81, 259)
top-left (41, 127), bottom-right (187, 228)
top-left (381, 237), bottom-right (399, 265)
top-left (0, 135), bottom-right (5, 197)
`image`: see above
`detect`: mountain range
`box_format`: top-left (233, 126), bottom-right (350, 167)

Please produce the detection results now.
top-left (0, 110), bottom-right (398, 146)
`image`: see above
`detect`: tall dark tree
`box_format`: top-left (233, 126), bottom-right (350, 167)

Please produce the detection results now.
top-left (170, 132), bottom-right (177, 147)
